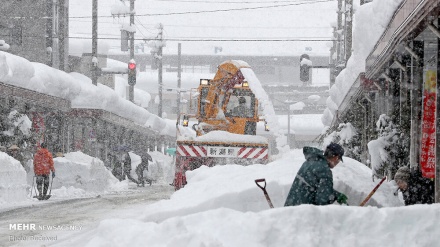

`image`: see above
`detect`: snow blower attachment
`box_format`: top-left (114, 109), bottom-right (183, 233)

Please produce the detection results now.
top-left (173, 60), bottom-right (271, 190)
top-left (255, 178), bottom-right (274, 208)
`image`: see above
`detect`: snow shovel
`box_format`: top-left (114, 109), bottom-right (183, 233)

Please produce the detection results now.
top-left (255, 178), bottom-right (274, 208)
top-left (359, 176), bottom-right (387, 206)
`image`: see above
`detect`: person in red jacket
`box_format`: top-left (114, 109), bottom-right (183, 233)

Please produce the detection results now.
top-left (33, 143), bottom-right (55, 199)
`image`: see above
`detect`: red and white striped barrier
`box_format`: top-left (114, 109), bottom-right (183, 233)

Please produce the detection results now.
top-left (177, 144), bottom-right (268, 160)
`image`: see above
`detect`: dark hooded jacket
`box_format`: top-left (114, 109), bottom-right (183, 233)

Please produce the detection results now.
top-left (402, 170), bottom-right (434, 205)
top-left (284, 146), bottom-right (343, 206)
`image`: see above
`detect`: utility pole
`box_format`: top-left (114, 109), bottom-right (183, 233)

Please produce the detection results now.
top-left (158, 24), bottom-right (164, 117)
top-left (59, 0), bottom-right (65, 71)
top-left (92, 0), bottom-right (98, 85)
top-left (335, 0), bottom-right (344, 76)
top-left (128, 0), bottom-right (135, 102)
top-left (177, 43), bottom-right (182, 121)
top-left (345, 0), bottom-right (353, 63)
top-left (330, 26), bottom-right (337, 86)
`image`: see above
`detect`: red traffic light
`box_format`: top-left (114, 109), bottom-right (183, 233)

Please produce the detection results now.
top-left (128, 62), bottom-right (136, 70)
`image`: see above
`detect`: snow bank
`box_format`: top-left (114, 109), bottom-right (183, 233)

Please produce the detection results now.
top-left (84, 149), bottom-right (440, 247)
top-left (27, 151), bottom-right (121, 193)
top-left (140, 149), bottom-right (403, 223)
top-left (87, 204), bottom-right (440, 247)
top-left (53, 152), bottom-right (120, 192)
top-left (0, 152), bottom-right (27, 204)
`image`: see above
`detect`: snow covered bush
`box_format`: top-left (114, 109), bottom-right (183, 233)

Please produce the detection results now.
top-left (368, 114), bottom-right (407, 179)
top-left (0, 107), bottom-right (35, 168)
top-left (0, 108), bottom-right (32, 148)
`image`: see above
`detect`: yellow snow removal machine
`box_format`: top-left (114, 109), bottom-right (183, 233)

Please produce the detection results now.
top-left (173, 60), bottom-right (270, 190)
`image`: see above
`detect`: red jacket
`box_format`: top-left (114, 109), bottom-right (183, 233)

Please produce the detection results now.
top-left (33, 148), bottom-right (55, 175)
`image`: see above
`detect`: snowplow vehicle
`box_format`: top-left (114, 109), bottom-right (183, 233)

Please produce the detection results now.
top-left (173, 60), bottom-right (270, 190)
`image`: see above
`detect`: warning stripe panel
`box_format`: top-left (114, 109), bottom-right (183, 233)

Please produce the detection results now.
top-left (178, 145), bottom-right (268, 160)
top-left (238, 147), bottom-right (268, 160)
top-left (178, 145), bottom-right (207, 157)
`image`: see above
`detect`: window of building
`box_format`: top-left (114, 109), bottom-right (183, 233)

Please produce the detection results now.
top-left (0, 24), bottom-right (22, 46)
top-left (11, 25), bottom-right (22, 46)
top-left (0, 24), bottom-right (11, 44)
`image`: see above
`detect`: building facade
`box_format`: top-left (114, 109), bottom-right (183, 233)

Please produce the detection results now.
top-left (0, 0), bottom-right (69, 70)
top-left (328, 0), bottom-right (440, 201)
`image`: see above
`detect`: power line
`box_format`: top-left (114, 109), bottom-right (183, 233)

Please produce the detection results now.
top-left (134, 17), bottom-right (157, 35)
top-left (69, 36), bottom-right (335, 42)
top-left (11, 33), bottom-right (333, 41)
top-left (70, 0), bottom-right (334, 19)
top-left (69, 19), bottom-right (332, 30)
top-left (153, 0), bottom-right (309, 3)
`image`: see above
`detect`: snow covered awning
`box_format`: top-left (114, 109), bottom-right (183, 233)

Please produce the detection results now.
top-left (365, 0), bottom-right (436, 79)
top-left (0, 82), bottom-right (70, 112)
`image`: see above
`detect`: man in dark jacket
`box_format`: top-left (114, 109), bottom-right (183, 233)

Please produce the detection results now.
top-left (136, 153), bottom-right (152, 186)
top-left (122, 151), bottom-right (139, 184)
top-left (394, 166), bottom-right (434, 205)
top-left (284, 143), bottom-right (347, 206)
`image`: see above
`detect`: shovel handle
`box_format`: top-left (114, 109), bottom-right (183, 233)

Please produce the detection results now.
top-left (360, 176), bottom-right (387, 206)
top-left (255, 178), bottom-right (274, 208)
top-left (255, 178), bottom-right (266, 190)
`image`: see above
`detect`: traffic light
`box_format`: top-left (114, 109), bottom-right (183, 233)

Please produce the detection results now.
top-left (300, 54), bottom-right (311, 83)
top-left (128, 60), bottom-right (136, 86)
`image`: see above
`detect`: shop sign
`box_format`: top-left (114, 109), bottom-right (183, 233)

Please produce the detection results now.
top-left (420, 70), bottom-right (437, 178)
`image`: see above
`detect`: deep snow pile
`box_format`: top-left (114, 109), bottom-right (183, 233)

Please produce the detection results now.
top-left (139, 149), bottom-right (403, 223)
top-left (54, 152), bottom-right (122, 192)
top-left (83, 149), bottom-right (440, 247)
top-left (0, 149), bottom-right (176, 207)
top-left (87, 204), bottom-right (440, 247)
top-left (0, 152), bottom-right (27, 204)
top-left (26, 151), bottom-right (126, 197)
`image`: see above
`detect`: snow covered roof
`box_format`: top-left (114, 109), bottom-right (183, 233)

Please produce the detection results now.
top-left (0, 51), bottom-right (176, 137)
top-left (322, 0), bottom-right (404, 126)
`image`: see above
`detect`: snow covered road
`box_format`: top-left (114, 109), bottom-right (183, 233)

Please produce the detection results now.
top-left (1, 185), bottom-right (174, 247)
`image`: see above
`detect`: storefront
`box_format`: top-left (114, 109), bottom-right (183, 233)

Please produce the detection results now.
top-left (334, 0), bottom-right (440, 201)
